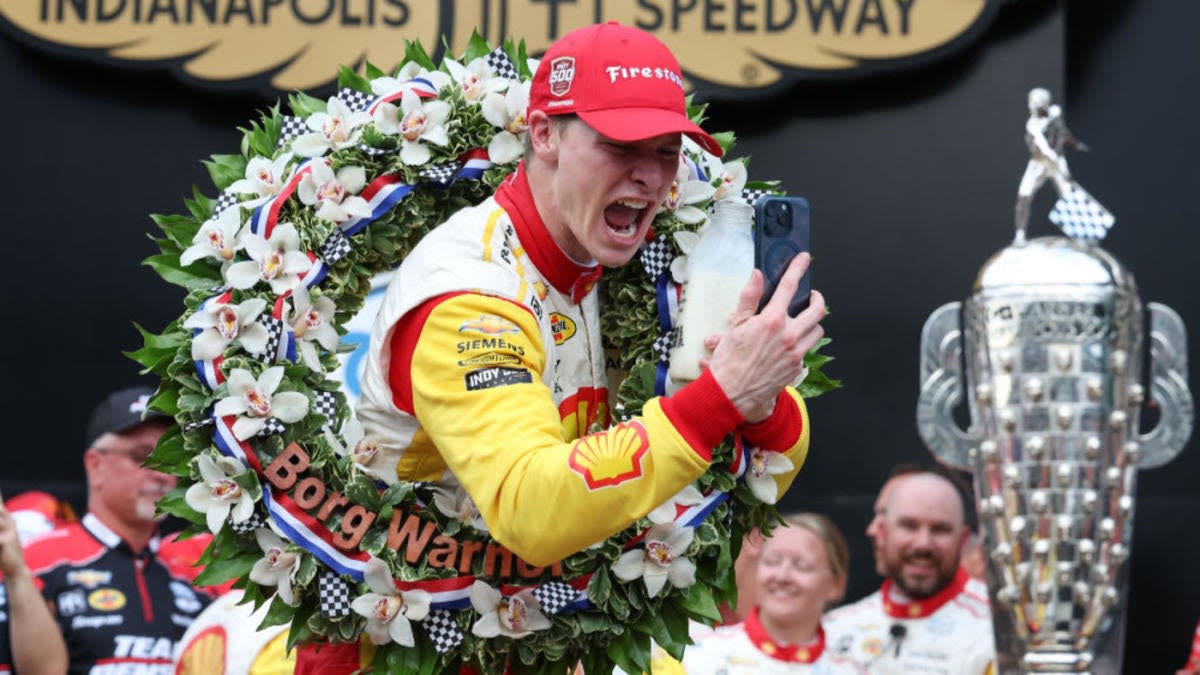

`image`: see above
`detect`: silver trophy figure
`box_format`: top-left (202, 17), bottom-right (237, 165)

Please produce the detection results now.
top-left (917, 89), bottom-right (1193, 674)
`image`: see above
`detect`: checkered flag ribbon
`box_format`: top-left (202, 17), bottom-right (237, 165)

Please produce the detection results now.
top-left (228, 509), bottom-right (267, 536)
top-left (256, 417), bottom-right (287, 437)
top-left (317, 570), bottom-right (353, 619)
top-left (1049, 184), bottom-right (1115, 243)
top-left (337, 87), bottom-right (374, 114)
top-left (319, 229), bottom-right (353, 265)
top-left (485, 46), bottom-right (520, 81)
top-left (312, 390), bottom-right (339, 428)
top-left (420, 160), bottom-right (462, 185)
top-left (277, 116), bottom-right (309, 149)
top-left (183, 418), bottom-right (214, 432)
top-left (256, 315), bottom-right (285, 364)
top-left (423, 609), bottom-right (465, 653)
top-left (211, 190), bottom-right (239, 220)
top-left (652, 330), bottom-right (676, 363)
top-left (531, 580), bottom-right (580, 615)
top-left (738, 188), bottom-right (774, 209)
top-left (639, 235), bottom-right (674, 280)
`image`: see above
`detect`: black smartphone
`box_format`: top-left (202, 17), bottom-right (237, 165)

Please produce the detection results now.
top-left (754, 195), bottom-right (812, 316)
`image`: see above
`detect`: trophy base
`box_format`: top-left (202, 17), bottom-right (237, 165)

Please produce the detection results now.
top-left (1022, 651), bottom-right (1093, 673)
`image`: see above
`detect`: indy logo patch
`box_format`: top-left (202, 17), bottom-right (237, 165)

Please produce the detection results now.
top-left (465, 367), bottom-right (533, 391)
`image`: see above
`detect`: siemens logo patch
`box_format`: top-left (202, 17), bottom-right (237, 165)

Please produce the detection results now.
top-left (465, 367), bottom-right (533, 391)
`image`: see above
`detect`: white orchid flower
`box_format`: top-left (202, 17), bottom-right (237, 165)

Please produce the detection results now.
top-left (669, 228), bottom-right (703, 284)
top-left (660, 159), bottom-right (716, 224)
top-left (323, 416), bottom-right (385, 474)
top-left (291, 97), bottom-right (372, 158)
top-left (481, 81), bottom-right (530, 165)
top-left (180, 207), bottom-right (245, 267)
top-left (213, 367), bottom-right (309, 440)
top-left (286, 285), bottom-right (339, 372)
top-left (444, 57), bottom-right (508, 103)
top-left (184, 454), bottom-right (256, 534)
top-left (228, 153), bottom-right (294, 207)
top-left (745, 447), bottom-right (795, 504)
top-left (350, 556), bottom-right (432, 647)
top-left (432, 484), bottom-right (488, 532)
top-left (249, 527), bottom-right (301, 605)
top-left (647, 484), bottom-right (705, 525)
top-left (612, 523), bottom-right (697, 597)
top-left (182, 298), bottom-right (270, 360)
top-left (225, 223), bottom-right (312, 295)
top-left (373, 90), bottom-right (451, 166)
top-left (296, 160), bottom-right (372, 224)
top-left (470, 581), bottom-right (551, 639)
top-left (712, 160), bottom-right (748, 202)
top-left (371, 65), bottom-right (451, 96)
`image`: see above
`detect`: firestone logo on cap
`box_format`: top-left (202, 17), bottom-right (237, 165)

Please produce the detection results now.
top-left (549, 56), bottom-right (575, 97)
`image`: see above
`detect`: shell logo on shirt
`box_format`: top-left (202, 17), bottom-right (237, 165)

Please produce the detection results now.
top-left (88, 588), bottom-right (126, 612)
top-left (567, 421), bottom-right (649, 490)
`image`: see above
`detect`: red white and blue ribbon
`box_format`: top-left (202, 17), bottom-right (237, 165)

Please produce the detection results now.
top-left (248, 158), bottom-right (319, 238)
top-left (339, 173), bottom-right (416, 238)
top-left (192, 290), bottom-right (233, 390)
top-left (364, 77), bottom-right (439, 116)
top-left (654, 274), bottom-right (682, 396)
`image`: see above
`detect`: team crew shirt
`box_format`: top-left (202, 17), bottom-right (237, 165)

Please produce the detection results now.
top-left (651, 608), bottom-right (865, 674)
top-left (357, 162), bottom-right (812, 566)
top-left (23, 514), bottom-right (211, 675)
top-left (823, 569), bottom-right (995, 675)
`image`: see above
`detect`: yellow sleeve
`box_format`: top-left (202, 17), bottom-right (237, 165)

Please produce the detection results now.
top-left (409, 293), bottom-right (753, 566)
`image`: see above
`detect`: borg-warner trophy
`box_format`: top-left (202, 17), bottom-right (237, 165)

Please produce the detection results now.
top-left (917, 88), bottom-right (1194, 674)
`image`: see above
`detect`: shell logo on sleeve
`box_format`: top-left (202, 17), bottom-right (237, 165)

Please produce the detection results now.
top-left (567, 421), bottom-right (650, 490)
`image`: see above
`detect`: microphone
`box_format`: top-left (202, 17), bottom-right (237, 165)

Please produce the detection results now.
top-left (890, 623), bottom-right (907, 657)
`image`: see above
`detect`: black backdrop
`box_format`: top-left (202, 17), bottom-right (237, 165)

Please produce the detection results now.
top-left (1, 0), bottom-right (1196, 671)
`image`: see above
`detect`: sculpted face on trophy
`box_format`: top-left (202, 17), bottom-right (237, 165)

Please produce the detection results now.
top-left (917, 88), bottom-right (1193, 674)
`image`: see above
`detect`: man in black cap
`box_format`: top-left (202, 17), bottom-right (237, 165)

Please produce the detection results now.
top-left (20, 386), bottom-right (211, 674)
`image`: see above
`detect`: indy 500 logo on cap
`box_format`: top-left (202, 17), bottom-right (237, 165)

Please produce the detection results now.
top-left (549, 56), bottom-right (575, 97)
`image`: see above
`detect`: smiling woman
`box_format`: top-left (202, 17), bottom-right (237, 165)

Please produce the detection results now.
top-left (660, 513), bottom-right (864, 674)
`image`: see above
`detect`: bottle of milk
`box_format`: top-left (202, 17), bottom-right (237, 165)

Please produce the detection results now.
top-left (668, 199), bottom-right (755, 383)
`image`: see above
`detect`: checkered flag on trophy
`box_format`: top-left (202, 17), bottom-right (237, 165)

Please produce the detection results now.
top-left (1049, 183), bottom-right (1115, 243)
top-left (653, 330), bottom-right (676, 363)
top-left (738, 188), bottom-right (774, 209)
top-left (485, 46), bottom-right (520, 81)
top-left (317, 570), bottom-right (353, 618)
top-left (531, 580), bottom-right (580, 615)
top-left (423, 609), bottom-right (465, 653)
top-left (639, 235), bottom-right (674, 279)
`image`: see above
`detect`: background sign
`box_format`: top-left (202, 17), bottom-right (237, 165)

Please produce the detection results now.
top-left (0, 0), bottom-right (1006, 94)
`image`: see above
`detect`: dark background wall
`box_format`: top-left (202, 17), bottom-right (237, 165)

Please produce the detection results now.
top-left (1, 0), bottom-right (1195, 671)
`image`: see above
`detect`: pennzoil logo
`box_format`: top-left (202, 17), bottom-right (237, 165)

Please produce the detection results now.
top-left (0, 1), bottom-right (1007, 95)
top-left (88, 588), bottom-right (127, 612)
top-left (549, 312), bottom-right (576, 345)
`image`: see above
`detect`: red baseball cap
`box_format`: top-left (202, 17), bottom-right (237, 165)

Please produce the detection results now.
top-left (529, 22), bottom-right (724, 157)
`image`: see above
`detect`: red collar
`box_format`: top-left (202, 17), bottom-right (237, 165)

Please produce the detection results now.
top-left (494, 163), bottom-right (602, 304)
top-left (881, 568), bottom-right (970, 619)
top-left (743, 607), bottom-right (825, 663)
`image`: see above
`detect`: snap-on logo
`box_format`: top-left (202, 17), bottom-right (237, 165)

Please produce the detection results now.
top-left (549, 56), bottom-right (575, 97)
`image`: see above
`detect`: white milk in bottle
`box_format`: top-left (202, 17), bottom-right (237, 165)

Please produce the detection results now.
top-left (668, 200), bottom-right (755, 383)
